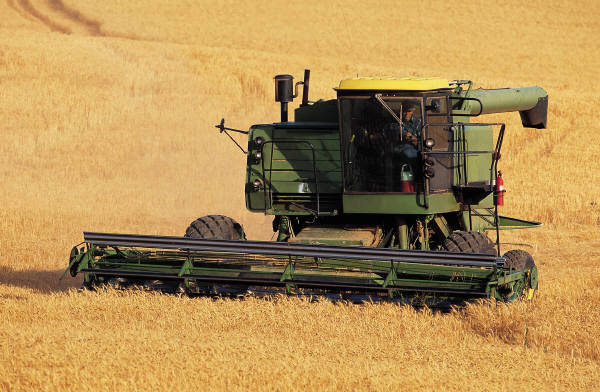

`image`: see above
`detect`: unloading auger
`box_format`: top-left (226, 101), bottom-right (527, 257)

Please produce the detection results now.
top-left (64, 71), bottom-right (546, 306)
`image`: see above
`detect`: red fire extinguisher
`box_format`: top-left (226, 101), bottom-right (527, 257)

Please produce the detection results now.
top-left (400, 164), bottom-right (415, 193)
top-left (495, 171), bottom-right (505, 206)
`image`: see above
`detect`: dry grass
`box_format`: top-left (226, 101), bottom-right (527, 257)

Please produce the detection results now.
top-left (1, 0), bottom-right (600, 390)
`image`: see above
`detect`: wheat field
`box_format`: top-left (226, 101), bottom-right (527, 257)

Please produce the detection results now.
top-left (1, 0), bottom-right (600, 390)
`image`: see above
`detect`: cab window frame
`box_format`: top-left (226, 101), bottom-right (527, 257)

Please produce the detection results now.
top-left (337, 93), bottom-right (426, 194)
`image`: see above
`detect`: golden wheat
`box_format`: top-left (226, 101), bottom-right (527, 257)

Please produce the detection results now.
top-left (1, 0), bottom-right (599, 390)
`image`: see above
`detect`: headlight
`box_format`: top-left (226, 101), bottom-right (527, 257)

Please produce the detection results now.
top-left (252, 178), bottom-right (263, 191)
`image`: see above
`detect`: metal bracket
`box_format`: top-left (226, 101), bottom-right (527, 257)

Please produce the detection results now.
top-left (280, 258), bottom-right (295, 282)
top-left (80, 244), bottom-right (93, 283)
top-left (374, 94), bottom-right (403, 141)
top-left (383, 262), bottom-right (398, 288)
top-left (178, 257), bottom-right (194, 278)
top-left (495, 271), bottom-right (523, 285)
top-left (281, 257), bottom-right (296, 294)
top-left (215, 118), bottom-right (248, 154)
top-left (449, 96), bottom-right (483, 116)
top-left (60, 249), bottom-right (84, 280)
top-left (384, 262), bottom-right (399, 299)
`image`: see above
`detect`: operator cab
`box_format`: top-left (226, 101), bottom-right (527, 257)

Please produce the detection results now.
top-left (336, 77), bottom-right (453, 194)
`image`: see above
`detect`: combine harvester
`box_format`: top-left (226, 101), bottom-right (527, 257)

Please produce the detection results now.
top-left (63, 71), bottom-right (547, 306)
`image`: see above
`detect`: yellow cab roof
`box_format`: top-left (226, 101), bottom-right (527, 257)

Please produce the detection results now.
top-left (336, 76), bottom-right (451, 91)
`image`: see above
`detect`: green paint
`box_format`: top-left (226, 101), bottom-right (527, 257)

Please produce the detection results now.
top-left (462, 87), bottom-right (547, 115)
top-left (343, 193), bottom-right (458, 214)
top-left (178, 257), bottom-right (193, 277)
top-left (497, 215), bottom-right (542, 229)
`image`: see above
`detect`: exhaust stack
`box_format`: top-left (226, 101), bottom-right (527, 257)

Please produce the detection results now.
top-left (274, 70), bottom-right (311, 122)
top-left (274, 74), bottom-right (294, 122)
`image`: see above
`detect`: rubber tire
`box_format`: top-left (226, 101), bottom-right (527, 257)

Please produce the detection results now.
top-left (442, 231), bottom-right (496, 255)
top-left (501, 249), bottom-right (537, 301)
top-left (184, 215), bottom-right (244, 240)
top-left (184, 215), bottom-right (248, 293)
top-left (503, 249), bottom-right (535, 272)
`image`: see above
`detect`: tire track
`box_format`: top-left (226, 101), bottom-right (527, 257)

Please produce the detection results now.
top-left (16, 0), bottom-right (71, 34)
top-left (7, 0), bottom-right (147, 41)
top-left (46, 0), bottom-right (102, 36)
top-left (6, 0), bottom-right (37, 22)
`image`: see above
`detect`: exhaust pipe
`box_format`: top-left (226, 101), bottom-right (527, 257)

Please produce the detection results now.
top-left (274, 74), bottom-right (294, 122)
top-left (274, 70), bottom-right (311, 122)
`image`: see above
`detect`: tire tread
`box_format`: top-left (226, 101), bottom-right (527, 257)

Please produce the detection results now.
top-left (185, 215), bottom-right (243, 240)
top-left (443, 231), bottom-right (496, 255)
top-left (503, 249), bottom-right (535, 271)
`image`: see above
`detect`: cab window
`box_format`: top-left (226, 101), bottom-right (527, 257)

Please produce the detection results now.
top-left (340, 96), bottom-right (423, 192)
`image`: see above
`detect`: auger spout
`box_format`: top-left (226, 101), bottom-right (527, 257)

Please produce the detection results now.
top-left (462, 86), bottom-right (548, 128)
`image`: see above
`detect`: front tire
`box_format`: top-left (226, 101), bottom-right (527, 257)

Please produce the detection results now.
top-left (185, 215), bottom-right (245, 240)
top-left (184, 215), bottom-right (248, 294)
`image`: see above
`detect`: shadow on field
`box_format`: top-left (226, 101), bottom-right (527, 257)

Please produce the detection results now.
top-left (0, 266), bottom-right (81, 293)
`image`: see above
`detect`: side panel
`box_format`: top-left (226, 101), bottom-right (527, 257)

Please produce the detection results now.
top-left (246, 123), bottom-right (342, 215)
top-left (463, 125), bottom-right (494, 187)
top-left (425, 94), bottom-right (453, 191)
top-left (343, 193), bottom-right (458, 214)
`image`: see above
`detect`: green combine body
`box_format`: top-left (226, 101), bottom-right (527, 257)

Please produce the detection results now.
top-left (64, 71), bottom-right (547, 307)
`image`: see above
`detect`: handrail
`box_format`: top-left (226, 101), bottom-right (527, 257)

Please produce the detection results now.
top-left (421, 121), bottom-right (506, 186)
top-left (421, 121), bottom-right (505, 255)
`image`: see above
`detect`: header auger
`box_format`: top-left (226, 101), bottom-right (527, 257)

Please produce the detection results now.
top-left (64, 70), bottom-right (547, 307)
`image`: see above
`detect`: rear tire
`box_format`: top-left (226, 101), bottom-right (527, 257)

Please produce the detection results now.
top-left (185, 215), bottom-right (245, 240)
top-left (442, 231), bottom-right (496, 255)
